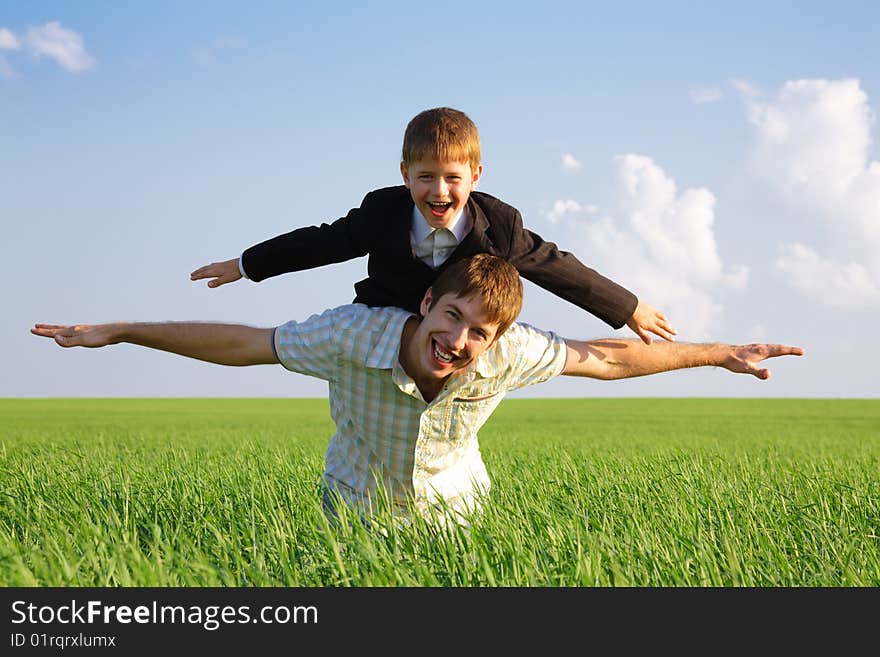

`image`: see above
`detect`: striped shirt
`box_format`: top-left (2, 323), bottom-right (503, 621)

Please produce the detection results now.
top-left (273, 304), bottom-right (567, 524)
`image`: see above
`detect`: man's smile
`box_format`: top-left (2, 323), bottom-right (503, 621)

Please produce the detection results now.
top-left (431, 338), bottom-right (460, 367)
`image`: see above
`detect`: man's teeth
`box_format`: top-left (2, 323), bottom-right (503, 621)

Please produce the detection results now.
top-left (433, 341), bottom-right (454, 363)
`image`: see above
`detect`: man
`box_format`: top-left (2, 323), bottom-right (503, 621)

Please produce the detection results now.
top-left (33, 255), bottom-right (804, 526)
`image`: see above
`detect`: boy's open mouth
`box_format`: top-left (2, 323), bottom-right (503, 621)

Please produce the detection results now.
top-left (427, 201), bottom-right (452, 217)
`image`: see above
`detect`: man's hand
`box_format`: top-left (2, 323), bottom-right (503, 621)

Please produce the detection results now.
top-left (31, 323), bottom-right (122, 348)
top-left (724, 344), bottom-right (806, 380)
top-left (626, 300), bottom-right (677, 345)
top-left (190, 258), bottom-right (242, 288)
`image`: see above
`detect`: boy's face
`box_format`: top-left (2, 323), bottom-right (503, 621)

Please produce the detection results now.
top-left (400, 157), bottom-right (483, 230)
top-left (406, 290), bottom-right (500, 385)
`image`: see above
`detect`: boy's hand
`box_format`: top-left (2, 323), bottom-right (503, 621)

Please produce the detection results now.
top-left (190, 258), bottom-right (242, 288)
top-left (626, 301), bottom-right (677, 345)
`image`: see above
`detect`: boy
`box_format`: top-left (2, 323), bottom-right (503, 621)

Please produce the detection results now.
top-left (191, 107), bottom-right (676, 345)
top-left (36, 255), bottom-right (802, 526)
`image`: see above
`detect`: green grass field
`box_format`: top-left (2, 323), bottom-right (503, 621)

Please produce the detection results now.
top-left (1, 398), bottom-right (878, 586)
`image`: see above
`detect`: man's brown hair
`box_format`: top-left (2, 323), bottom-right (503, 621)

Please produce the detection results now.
top-left (402, 107), bottom-right (481, 171)
top-left (428, 254), bottom-right (523, 339)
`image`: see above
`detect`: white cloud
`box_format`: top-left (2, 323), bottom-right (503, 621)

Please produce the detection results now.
top-left (776, 244), bottom-right (880, 309)
top-left (0, 55), bottom-right (14, 79)
top-left (542, 199), bottom-right (597, 224)
top-left (0, 27), bottom-right (20, 50)
top-left (689, 87), bottom-right (723, 104)
top-left (730, 78), bottom-right (759, 97)
top-left (743, 78), bottom-right (880, 308)
top-left (191, 36), bottom-right (246, 66)
top-left (24, 21), bottom-right (95, 72)
top-left (722, 265), bottom-right (749, 291)
top-left (615, 155), bottom-right (725, 282)
top-left (561, 153), bottom-right (582, 172)
top-left (543, 155), bottom-right (748, 339)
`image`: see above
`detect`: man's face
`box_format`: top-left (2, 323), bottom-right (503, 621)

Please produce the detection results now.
top-left (400, 157), bottom-right (483, 230)
top-left (407, 290), bottom-right (501, 384)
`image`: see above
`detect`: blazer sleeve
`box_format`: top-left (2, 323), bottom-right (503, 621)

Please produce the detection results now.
top-left (240, 191), bottom-right (379, 283)
top-left (505, 210), bottom-right (638, 329)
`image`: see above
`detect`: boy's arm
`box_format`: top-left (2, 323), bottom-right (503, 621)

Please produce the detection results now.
top-left (238, 211), bottom-right (370, 283)
top-left (191, 189), bottom-right (390, 288)
top-left (561, 338), bottom-right (804, 380)
top-left (31, 322), bottom-right (278, 366)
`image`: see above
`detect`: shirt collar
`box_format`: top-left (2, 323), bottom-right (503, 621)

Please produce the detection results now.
top-left (363, 310), bottom-right (415, 370)
top-left (411, 205), bottom-right (471, 244)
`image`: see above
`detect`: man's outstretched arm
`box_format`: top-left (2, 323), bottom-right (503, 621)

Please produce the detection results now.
top-left (562, 338), bottom-right (804, 380)
top-left (31, 322), bottom-right (277, 366)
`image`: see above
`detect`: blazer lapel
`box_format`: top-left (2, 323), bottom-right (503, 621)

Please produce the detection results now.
top-left (450, 196), bottom-right (494, 258)
top-left (387, 193), bottom-right (436, 274)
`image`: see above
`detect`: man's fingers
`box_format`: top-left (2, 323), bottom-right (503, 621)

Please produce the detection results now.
top-left (735, 355), bottom-right (770, 379)
top-left (753, 367), bottom-right (771, 380)
top-left (31, 324), bottom-right (78, 346)
top-left (759, 344), bottom-right (806, 359)
top-left (32, 324), bottom-right (69, 337)
top-left (636, 327), bottom-right (653, 345)
top-left (737, 343), bottom-right (804, 379)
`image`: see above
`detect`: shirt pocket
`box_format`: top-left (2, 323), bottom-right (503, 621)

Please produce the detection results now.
top-left (450, 379), bottom-right (504, 404)
top-left (440, 386), bottom-right (505, 444)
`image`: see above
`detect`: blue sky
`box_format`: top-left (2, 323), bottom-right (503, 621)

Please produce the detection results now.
top-left (4, 1), bottom-right (879, 397)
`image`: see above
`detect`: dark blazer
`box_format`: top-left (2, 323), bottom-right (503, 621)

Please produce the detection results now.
top-left (241, 186), bottom-right (638, 328)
